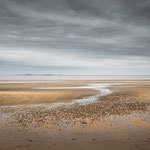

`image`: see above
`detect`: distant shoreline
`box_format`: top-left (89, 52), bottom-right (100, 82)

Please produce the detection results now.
top-left (1, 74), bottom-right (150, 76)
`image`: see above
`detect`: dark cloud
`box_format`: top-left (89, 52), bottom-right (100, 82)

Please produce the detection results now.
top-left (0, 0), bottom-right (150, 75)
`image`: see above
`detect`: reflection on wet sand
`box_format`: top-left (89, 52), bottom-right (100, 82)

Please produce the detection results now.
top-left (0, 80), bottom-right (150, 150)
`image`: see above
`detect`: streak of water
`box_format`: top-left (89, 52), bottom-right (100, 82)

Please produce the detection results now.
top-left (0, 83), bottom-right (112, 109)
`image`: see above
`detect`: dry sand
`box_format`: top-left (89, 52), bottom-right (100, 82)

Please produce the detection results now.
top-left (0, 80), bottom-right (150, 150)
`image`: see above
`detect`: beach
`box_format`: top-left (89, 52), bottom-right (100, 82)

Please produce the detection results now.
top-left (1, 0), bottom-right (150, 149)
top-left (0, 80), bottom-right (150, 150)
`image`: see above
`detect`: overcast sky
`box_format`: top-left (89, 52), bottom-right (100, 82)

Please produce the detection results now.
top-left (0, 0), bottom-right (150, 75)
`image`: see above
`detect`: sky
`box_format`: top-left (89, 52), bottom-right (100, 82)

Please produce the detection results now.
top-left (0, 0), bottom-right (150, 75)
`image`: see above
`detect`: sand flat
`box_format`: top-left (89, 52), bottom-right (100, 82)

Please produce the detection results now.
top-left (0, 80), bottom-right (150, 150)
top-left (0, 89), bottom-right (98, 106)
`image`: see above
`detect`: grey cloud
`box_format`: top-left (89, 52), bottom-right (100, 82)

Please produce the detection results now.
top-left (0, 0), bottom-right (150, 74)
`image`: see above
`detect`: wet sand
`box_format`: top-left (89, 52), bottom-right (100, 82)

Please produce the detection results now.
top-left (0, 89), bottom-right (97, 106)
top-left (0, 80), bottom-right (150, 150)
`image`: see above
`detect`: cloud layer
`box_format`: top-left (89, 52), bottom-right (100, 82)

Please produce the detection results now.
top-left (0, 0), bottom-right (150, 75)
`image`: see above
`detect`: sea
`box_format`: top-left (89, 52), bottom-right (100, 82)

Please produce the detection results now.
top-left (0, 75), bottom-right (150, 80)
